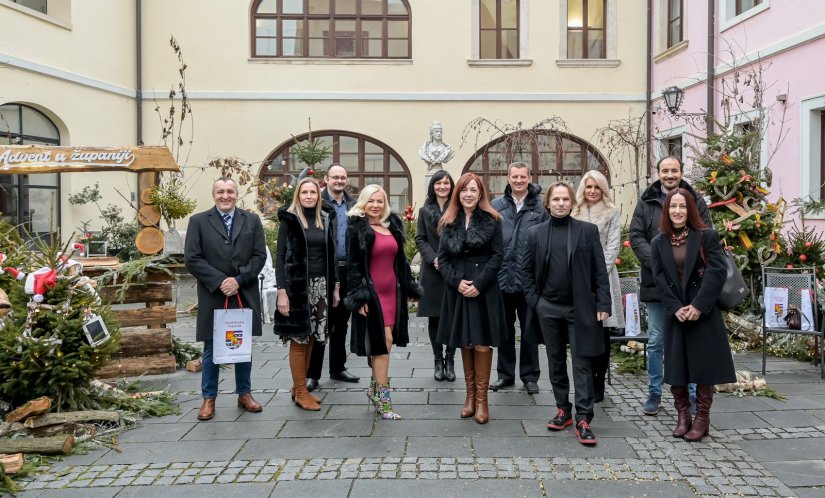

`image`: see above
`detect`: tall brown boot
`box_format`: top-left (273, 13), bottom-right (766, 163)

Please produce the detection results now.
top-left (289, 341), bottom-right (321, 411)
top-left (291, 337), bottom-right (321, 404)
top-left (473, 348), bottom-right (493, 424)
top-left (460, 348), bottom-right (476, 418)
top-left (670, 385), bottom-right (692, 438)
top-left (683, 385), bottom-right (714, 442)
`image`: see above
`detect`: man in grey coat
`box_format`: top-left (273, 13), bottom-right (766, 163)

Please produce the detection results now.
top-left (490, 162), bottom-right (547, 394)
top-left (185, 177), bottom-right (267, 421)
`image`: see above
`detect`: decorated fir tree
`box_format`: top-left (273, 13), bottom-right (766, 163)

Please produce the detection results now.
top-left (0, 235), bottom-right (119, 411)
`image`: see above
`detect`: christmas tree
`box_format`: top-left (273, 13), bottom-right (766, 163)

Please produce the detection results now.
top-left (0, 232), bottom-right (119, 411)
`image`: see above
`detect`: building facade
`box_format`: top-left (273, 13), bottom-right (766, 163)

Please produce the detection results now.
top-left (1, 0), bottom-right (648, 239)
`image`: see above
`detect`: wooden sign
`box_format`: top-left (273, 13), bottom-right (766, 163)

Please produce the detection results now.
top-left (0, 145), bottom-right (179, 173)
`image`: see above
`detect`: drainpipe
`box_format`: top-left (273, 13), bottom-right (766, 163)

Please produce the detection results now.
top-left (136, 0), bottom-right (143, 146)
top-left (645, 0), bottom-right (653, 178)
top-left (706, 0), bottom-right (715, 139)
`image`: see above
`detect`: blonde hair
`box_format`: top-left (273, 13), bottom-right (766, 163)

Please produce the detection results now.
top-left (348, 184), bottom-right (392, 224)
top-left (288, 177), bottom-right (323, 229)
top-left (572, 170), bottom-right (615, 216)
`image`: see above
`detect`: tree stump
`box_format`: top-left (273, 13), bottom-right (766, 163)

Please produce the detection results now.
top-left (135, 227), bottom-right (164, 255)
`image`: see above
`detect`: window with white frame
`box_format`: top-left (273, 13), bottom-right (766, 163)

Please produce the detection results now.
top-left (801, 96), bottom-right (825, 207)
top-left (666, 0), bottom-right (683, 48)
top-left (12, 0), bottom-right (46, 13)
top-left (558, 0), bottom-right (617, 65)
top-left (471, 0), bottom-right (529, 63)
top-left (719, 0), bottom-right (769, 30)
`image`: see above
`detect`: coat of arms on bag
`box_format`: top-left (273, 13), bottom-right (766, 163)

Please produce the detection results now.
top-left (225, 330), bottom-right (244, 350)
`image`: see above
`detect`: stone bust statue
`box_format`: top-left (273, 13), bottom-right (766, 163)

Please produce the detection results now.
top-left (419, 121), bottom-right (455, 169)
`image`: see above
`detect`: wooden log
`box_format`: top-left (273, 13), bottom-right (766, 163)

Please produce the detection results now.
top-left (72, 256), bottom-right (120, 268)
top-left (136, 226), bottom-right (164, 255)
top-left (29, 422), bottom-right (96, 439)
top-left (96, 353), bottom-right (177, 378)
top-left (137, 204), bottom-right (161, 227)
top-left (0, 453), bottom-right (23, 474)
top-left (114, 327), bottom-right (172, 357)
top-left (0, 435), bottom-right (74, 455)
top-left (114, 305), bottom-right (176, 328)
top-left (186, 358), bottom-right (202, 373)
top-left (138, 172), bottom-right (158, 208)
top-left (99, 282), bottom-right (173, 304)
top-left (140, 186), bottom-right (155, 205)
top-left (23, 411), bottom-right (120, 429)
top-left (5, 396), bottom-right (52, 423)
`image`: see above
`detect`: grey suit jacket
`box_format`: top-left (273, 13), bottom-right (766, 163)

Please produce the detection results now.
top-left (184, 206), bottom-right (267, 341)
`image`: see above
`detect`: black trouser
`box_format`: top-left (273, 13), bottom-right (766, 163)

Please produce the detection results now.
top-left (307, 262), bottom-right (350, 380)
top-left (497, 292), bottom-right (541, 383)
top-left (536, 297), bottom-right (594, 423)
top-left (591, 327), bottom-right (611, 395)
top-left (428, 317), bottom-right (455, 357)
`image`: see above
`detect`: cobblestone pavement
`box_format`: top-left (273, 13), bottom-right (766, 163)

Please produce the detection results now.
top-left (15, 278), bottom-right (825, 497)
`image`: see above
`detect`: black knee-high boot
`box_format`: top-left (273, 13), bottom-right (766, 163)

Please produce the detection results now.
top-left (428, 317), bottom-right (445, 381)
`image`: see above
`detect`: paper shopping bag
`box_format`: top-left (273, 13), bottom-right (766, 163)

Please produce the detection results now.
top-left (624, 292), bottom-right (641, 337)
top-left (800, 289), bottom-right (815, 332)
top-left (213, 295), bottom-right (253, 364)
top-left (764, 287), bottom-right (789, 328)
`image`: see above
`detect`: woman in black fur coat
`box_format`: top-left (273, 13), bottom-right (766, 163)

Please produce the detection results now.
top-left (343, 185), bottom-right (422, 419)
top-left (436, 173), bottom-right (506, 424)
top-left (273, 178), bottom-right (338, 411)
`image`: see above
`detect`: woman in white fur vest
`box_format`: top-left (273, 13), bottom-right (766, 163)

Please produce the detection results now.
top-left (572, 170), bottom-right (624, 403)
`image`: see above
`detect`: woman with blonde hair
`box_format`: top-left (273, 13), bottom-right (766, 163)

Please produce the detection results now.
top-left (436, 173), bottom-right (505, 424)
top-left (344, 185), bottom-right (422, 419)
top-left (274, 177), bottom-right (338, 411)
top-left (572, 170), bottom-right (624, 403)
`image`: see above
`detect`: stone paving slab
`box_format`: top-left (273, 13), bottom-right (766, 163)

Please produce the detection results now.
top-left (541, 479), bottom-right (697, 497)
top-left (273, 479), bottom-right (352, 498)
top-left (117, 422), bottom-right (196, 443)
top-left (95, 440), bottom-right (246, 465)
top-left (373, 419), bottom-right (526, 437)
top-left (472, 435), bottom-right (637, 459)
top-left (278, 418), bottom-right (375, 437)
top-left (181, 420), bottom-right (284, 440)
top-left (349, 479), bottom-right (544, 498)
top-left (115, 483), bottom-right (278, 497)
top-left (234, 436), bottom-right (407, 459)
top-left (405, 436), bottom-right (474, 457)
top-left (711, 411), bottom-right (773, 430)
top-left (755, 409), bottom-right (825, 428)
top-left (769, 460), bottom-right (825, 487)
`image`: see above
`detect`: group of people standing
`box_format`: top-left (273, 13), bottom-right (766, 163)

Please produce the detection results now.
top-left (184, 155), bottom-right (735, 447)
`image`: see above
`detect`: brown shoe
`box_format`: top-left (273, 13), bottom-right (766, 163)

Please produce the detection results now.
top-left (197, 398), bottom-right (215, 421)
top-left (473, 348), bottom-right (493, 424)
top-left (237, 393), bottom-right (263, 412)
top-left (460, 348), bottom-right (476, 418)
top-left (289, 342), bottom-right (321, 411)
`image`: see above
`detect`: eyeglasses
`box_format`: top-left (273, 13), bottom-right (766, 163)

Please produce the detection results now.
top-left (328, 176), bottom-right (348, 181)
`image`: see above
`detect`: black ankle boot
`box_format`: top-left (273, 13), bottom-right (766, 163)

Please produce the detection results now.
top-left (434, 354), bottom-right (445, 381)
top-left (444, 353), bottom-right (456, 382)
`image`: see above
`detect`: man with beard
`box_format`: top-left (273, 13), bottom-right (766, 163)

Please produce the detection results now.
top-left (630, 156), bottom-right (711, 416)
top-left (306, 163), bottom-right (361, 390)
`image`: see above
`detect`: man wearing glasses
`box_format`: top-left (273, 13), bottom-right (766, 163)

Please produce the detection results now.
top-left (306, 164), bottom-right (361, 390)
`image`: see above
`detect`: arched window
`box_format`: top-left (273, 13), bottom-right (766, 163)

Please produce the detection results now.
top-left (0, 103), bottom-right (61, 240)
top-left (251, 0), bottom-right (411, 59)
top-left (463, 130), bottom-right (609, 197)
top-left (260, 130), bottom-right (412, 212)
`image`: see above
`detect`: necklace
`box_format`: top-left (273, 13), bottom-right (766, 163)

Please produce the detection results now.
top-left (670, 227), bottom-right (689, 247)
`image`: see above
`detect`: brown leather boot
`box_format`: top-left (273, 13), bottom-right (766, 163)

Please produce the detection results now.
top-left (460, 348), bottom-right (476, 418)
top-left (473, 348), bottom-right (493, 424)
top-left (684, 385), bottom-right (714, 442)
top-left (197, 398), bottom-right (215, 420)
top-left (670, 385), bottom-right (692, 438)
top-left (237, 393), bottom-right (262, 412)
top-left (291, 338), bottom-right (321, 404)
top-left (289, 341), bottom-right (321, 411)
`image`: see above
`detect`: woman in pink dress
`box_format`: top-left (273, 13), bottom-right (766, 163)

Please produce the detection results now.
top-left (344, 185), bottom-right (421, 419)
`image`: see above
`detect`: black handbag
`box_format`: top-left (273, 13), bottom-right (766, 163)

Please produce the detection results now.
top-left (784, 304), bottom-right (802, 330)
top-left (700, 237), bottom-right (750, 310)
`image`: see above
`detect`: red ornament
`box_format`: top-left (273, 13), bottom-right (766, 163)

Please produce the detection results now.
top-left (623, 240), bottom-right (631, 248)
top-left (805, 241), bottom-right (813, 248)
top-left (799, 254), bottom-right (808, 262)
top-left (307, 169), bottom-right (315, 175)
top-left (614, 258), bottom-right (622, 265)
top-left (786, 264), bottom-right (795, 269)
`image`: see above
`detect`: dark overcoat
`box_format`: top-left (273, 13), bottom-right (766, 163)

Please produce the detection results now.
top-left (184, 206), bottom-right (267, 342)
top-left (491, 183), bottom-right (548, 293)
top-left (272, 204), bottom-right (337, 340)
top-left (520, 217), bottom-right (611, 358)
top-left (629, 180), bottom-right (711, 302)
top-left (343, 214), bottom-right (422, 357)
top-left (435, 209), bottom-right (506, 348)
top-left (414, 201), bottom-right (447, 317)
top-left (651, 228), bottom-right (737, 385)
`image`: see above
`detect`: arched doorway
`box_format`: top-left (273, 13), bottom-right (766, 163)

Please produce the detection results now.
top-left (463, 130), bottom-right (609, 198)
top-left (259, 129), bottom-right (412, 212)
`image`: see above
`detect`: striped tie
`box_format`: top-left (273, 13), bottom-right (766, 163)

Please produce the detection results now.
top-left (222, 213), bottom-right (232, 237)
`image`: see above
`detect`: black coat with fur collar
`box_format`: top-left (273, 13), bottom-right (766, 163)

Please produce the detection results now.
top-left (343, 213), bottom-right (422, 357)
top-left (435, 209), bottom-right (506, 348)
top-left (272, 204), bottom-right (337, 340)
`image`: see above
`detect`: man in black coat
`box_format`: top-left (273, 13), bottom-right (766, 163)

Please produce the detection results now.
top-left (490, 162), bottom-right (547, 394)
top-left (629, 156), bottom-right (711, 416)
top-left (521, 182), bottom-right (610, 445)
top-left (184, 177), bottom-right (267, 421)
top-left (306, 164), bottom-right (360, 390)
